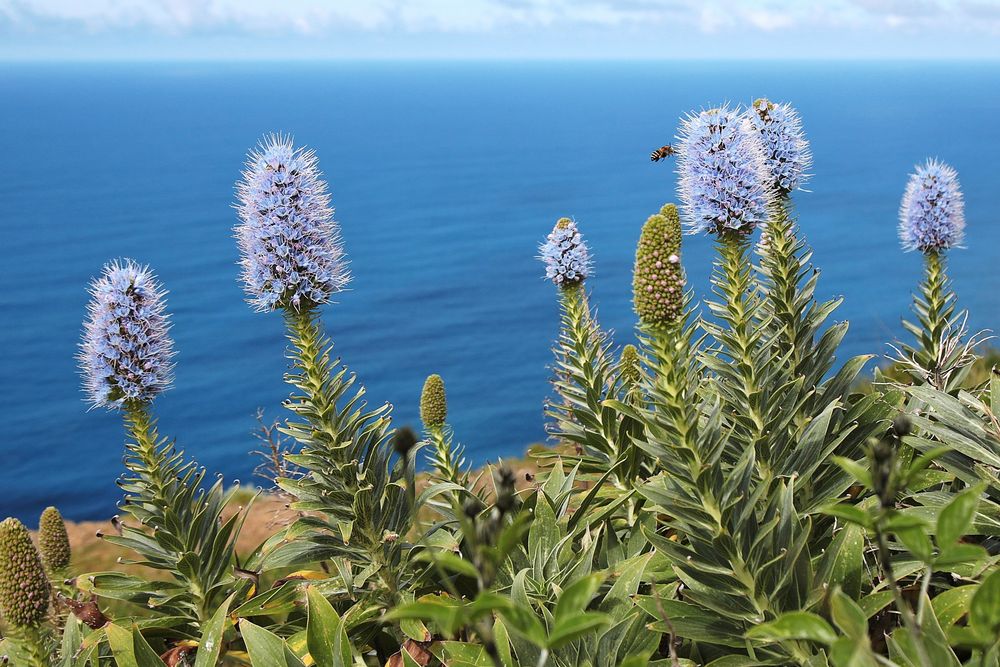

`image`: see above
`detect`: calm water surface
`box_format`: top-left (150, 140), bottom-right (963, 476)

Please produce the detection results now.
top-left (2, 61), bottom-right (999, 522)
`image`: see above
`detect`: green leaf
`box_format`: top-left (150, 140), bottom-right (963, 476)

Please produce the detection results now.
top-left (618, 654), bottom-right (654, 667)
top-left (241, 619), bottom-right (306, 667)
top-left (887, 514), bottom-right (933, 562)
top-left (971, 568), bottom-right (1000, 638)
top-left (105, 624), bottom-right (166, 667)
top-left (816, 522), bottom-right (865, 598)
top-left (932, 585), bottom-right (976, 628)
top-left (400, 618), bottom-right (432, 643)
top-left (828, 636), bottom-right (879, 667)
top-left (418, 550), bottom-right (480, 580)
top-left (547, 612), bottom-right (611, 650)
top-left (528, 495), bottom-right (560, 575)
top-left (829, 588), bottom-right (867, 640)
top-left (59, 617), bottom-right (84, 667)
top-left (194, 592), bottom-right (235, 667)
top-left (817, 503), bottom-right (872, 530)
top-left (492, 617), bottom-right (516, 667)
top-left (306, 586), bottom-right (352, 667)
top-left (937, 485), bottom-right (983, 548)
top-left (384, 595), bottom-right (467, 638)
top-left (859, 591), bottom-right (894, 619)
top-left (934, 542), bottom-right (988, 569)
top-left (497, 601), bottom-right (547, 648)
top-left (553, 572), bottom-right (606, 622)
top-left (829, 456), bottom-right (873, 490)
top-left (746, 612), bottom-right (837, 645)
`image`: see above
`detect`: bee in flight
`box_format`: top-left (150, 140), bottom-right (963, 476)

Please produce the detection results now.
top-left (650, 144), bottom-right (675, 162)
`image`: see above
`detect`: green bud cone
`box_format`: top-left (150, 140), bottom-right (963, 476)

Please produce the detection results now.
top-left (420, 374), bottom-right (447, 429)
top-left (619, 344), bottom-right (641, 384)
top-left (633, 203), bottom-right (685, 327)
top-left (38, 506), bottom-right (71, 573)
top-left (0, 517), bottom-right (51, 627)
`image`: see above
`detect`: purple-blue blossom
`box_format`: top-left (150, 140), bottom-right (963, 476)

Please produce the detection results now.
top-left (540, 217), bottom-right (592, 287)
top-left (79, 260), bottom-right (174, 409)
top-left (899, 159), bottom-right (966, 253)
top-left (676, 104), bottom-right (772, 235)
top-left (746, 99), bottom-right (811, 194)
top-left (235, 134), bottom-right (349, 312)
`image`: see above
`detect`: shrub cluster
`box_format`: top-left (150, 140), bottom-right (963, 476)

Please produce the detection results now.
top-left (1, 101), bottom-right (997, 667)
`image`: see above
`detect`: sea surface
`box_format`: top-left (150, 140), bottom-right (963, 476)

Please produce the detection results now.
top-left (2, 61), bottom-right (999, 523)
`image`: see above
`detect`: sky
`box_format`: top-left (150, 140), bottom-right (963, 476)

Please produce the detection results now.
top-left (1, 0), bottom-right (999, 61)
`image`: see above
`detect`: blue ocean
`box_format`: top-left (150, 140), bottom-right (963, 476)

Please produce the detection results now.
top-left (2, 62), bottom-right (999, 523)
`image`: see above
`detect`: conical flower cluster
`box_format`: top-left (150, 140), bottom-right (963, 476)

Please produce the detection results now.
top-left (38, 506), bottom-right (71, 573)
top-left (899, 158), bottom-right (965, 253)
top-left (420, 374), bottom-right (448, 429)
top-left (0, 518), bottom-right (50, 627)
top-left (539, 218), bottom-right (592, 287)
top-left (619, 344), bottom-right (641, 385)
top-left (746, 98), bottom-right (811, 194)
top-left (79, 259), bottom-right (174, 409)
top-left (236, 134), bottom-right (350, 312)
top-left (633, 204), bottom-right (685, 327)
top-left (677, 105), bottom-right (772, 235)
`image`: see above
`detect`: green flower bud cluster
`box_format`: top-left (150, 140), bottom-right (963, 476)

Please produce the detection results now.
top-left (0, 518), bottom-right (51, 627)
top-left (420, 374), bottom-right (448, 429)
top-left (38, 507), bottom-right (71, 573)
top-left (633, 204), bottom-right (685, 327)
top-left (619, 344), bottom-right (641, 384)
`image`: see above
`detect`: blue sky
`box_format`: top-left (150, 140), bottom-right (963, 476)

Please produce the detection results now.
top-left (2, 0), bottom-right (999, 60)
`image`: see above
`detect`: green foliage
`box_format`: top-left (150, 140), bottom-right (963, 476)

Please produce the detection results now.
top-left (90, 404), bottom-right (247, 638)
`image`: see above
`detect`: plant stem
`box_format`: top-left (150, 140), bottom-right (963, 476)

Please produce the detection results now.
top-left (716, 232), bottom-right (767, 459)
top-left (922, 250), bottom-right (948, 361)
top-left (873, 513), bottom-right (931, 667)
top-left (122, 402), bottom-right (212, 625)
top-left (916, 566), bottom-right (932, 626)
top-left (759, 199), bottom-right (801, 368)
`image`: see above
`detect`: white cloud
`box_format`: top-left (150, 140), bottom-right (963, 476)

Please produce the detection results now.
top-left (0, 0), bottom-right (813, 34)
top-left (744, 8), bottom-right (796, 30)
top-left (1, 0), bottom-right (998, 55)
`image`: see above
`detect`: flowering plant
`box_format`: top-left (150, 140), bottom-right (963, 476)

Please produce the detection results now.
top-left (2, 107), bottom-right (997, 667)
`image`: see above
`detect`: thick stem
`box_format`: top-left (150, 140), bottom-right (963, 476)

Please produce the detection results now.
top-left (647, 324), bottom-right (700, 472)
top-left (122, 402), bottom-right (211, 625)
top-left (917, 250), bottom-right (949, 382)
top-left (923, 251), bottom-right (947, 349)
top-left (553, 283), bottom-right (619, 474)
top-left (284, 308), bottom-right (336, 427)
top-left (717, 233), bottom-right (767, 458)
top-left (759, 200), bottom-right (801, 368)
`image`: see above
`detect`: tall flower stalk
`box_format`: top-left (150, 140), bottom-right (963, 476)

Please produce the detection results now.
top-left (632, 204), bottom-right (698, 463)
top-left (236, 135), bottom-right (411, 608)
top-left (747, 99), bottom-right (816, 371)
top-left (741, 99), bottom-right (880, 510)
top-left (631, 204), bottom-right (726, 545)
top-left (421, 374), bottom-right (469, 490)
top-left (79, 261), bottom-right (242, 637)
top-left (897, 159), bottom-right (969, 388)
top-left (677, 104), bottom-right (774, 462)
top-left (542, 219), bottom-right (621, 466)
